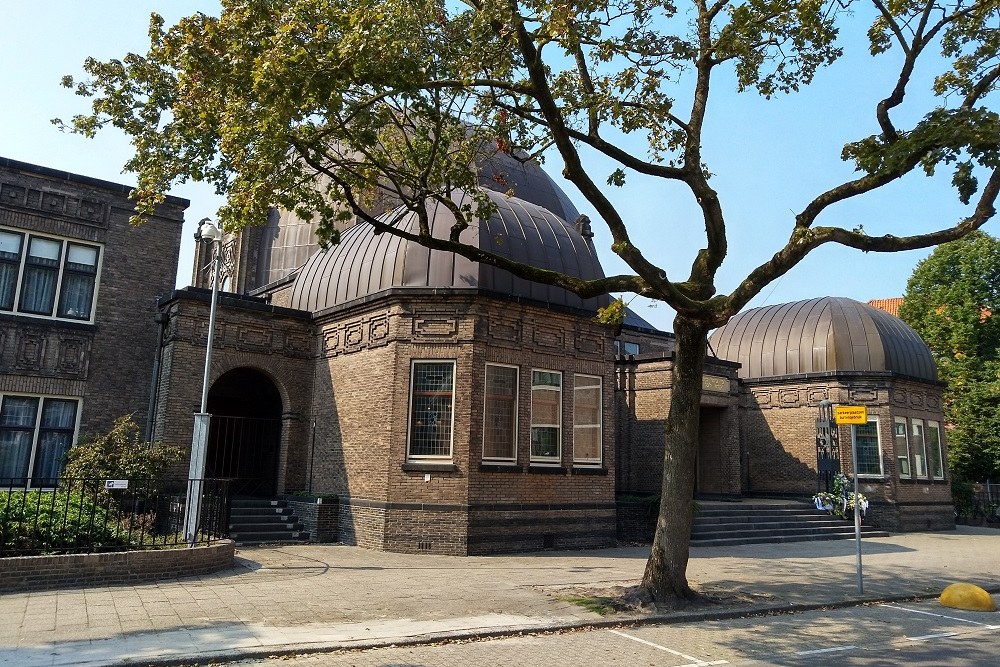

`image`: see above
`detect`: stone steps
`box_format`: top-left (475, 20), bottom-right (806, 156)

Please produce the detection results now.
top-left (228, 498), bottom-right (311, 545)
top-left (690, 500), bottom-right (889, 547)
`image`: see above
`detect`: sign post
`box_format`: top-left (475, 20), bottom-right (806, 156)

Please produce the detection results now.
top-left (834, 405), bottom-right (867, 594)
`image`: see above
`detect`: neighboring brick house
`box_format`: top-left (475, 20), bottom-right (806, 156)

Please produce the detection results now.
top-left (0, 156), bottom-right (187, 485)
top-left (146, 152), bottom-right (953, 555)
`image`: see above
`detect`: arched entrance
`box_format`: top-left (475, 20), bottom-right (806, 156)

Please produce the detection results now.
top-left (206, 368), bottom-right (282, 497)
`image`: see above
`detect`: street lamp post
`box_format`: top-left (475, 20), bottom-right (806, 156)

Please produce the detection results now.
top-left (183, 218), bottom-right (224, 547)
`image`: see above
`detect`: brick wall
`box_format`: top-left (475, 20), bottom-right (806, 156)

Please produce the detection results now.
top-left (283, 496), bottom-right (339, 542)
top-left (740, 374), bottom-right (954, 531)
top-left (152, 290), bottom-right (315, 486)
top-left (615, 355), bottom-right (741, 497)
top-left (0, 158), bottom-right (185, 440)
top-left (0, 541), bottom-right (234, 593)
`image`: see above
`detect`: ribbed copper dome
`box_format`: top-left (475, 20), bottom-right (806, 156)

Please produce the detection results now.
top-left (709, 297), bottom-right (938, 382)
top-left (289, 188), bottom-right (606, 314)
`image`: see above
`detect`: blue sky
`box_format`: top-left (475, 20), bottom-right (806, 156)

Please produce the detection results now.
top-left (2, 1), bottom-right (993, 332)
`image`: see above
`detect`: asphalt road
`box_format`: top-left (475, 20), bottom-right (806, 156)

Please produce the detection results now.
top-left (212, 597), bottom-right (1000, 667)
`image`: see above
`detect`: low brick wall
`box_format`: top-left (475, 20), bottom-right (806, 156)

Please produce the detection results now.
top-left (283, 496), bottom-right (339, 542)
top-left (0, 540), bottom-right (236, 593)
top-left (616, 498), bottom-right (658, 543)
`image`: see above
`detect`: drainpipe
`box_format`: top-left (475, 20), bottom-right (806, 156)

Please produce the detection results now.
top-left (145, 310), bottom-right (170, 441)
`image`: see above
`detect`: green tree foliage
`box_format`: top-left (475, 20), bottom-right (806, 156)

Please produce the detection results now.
top-left (58, 1), bottom-right (1000, 601)
top-left (61, 415), bottom-right (185, 482)
top-left (900, 232), bottom-right (1000, 480)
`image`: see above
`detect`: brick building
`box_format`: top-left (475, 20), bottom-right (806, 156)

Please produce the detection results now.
top-left (146, 152), bottom-right (953, 554)
top-left (0, 156), bottom-right (187, 484)
top-left (3, 154), bottom-right (948, 550)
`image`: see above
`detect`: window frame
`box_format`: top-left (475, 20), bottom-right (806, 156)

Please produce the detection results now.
top-left (893, 416), bottom-right (911, 479)
top-left (851, 416), bottom-right (883, 478)
top-left (911, 419), bottom-right (929, 478)
top-left (0, 393), bottom-right (80, 487)
top-left (927, 420), bottom-right (945, 480)
top-left (572, 374), bottom-right (603, 466)
top-left (482, 363), bottom-right (518, 463)
top-left (530, 369), bottom-right (562, 464)
top-left (0, 226), bottom-right (102, 323)
top-left (405, 360), bottom-right (456, 462)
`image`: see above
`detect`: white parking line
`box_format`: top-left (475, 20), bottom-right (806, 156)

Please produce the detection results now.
top-left (607, 629), bottom-right (729, 666)
top-left (907, 632), bottom-right (960, 641)
top-left (880, 603), bottom-right (994, 626)
top-left (795, 645), bottom-right (857, 655)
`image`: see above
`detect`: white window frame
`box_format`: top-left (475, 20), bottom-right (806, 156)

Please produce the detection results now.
top-left (405, 360), bottom-right (456, 462)
top-left (851, 417), bottom-right (883, 478)
top-left (530, 369), bottom-right (562, 464)
top-left (573, 374), bottom-right (603, 466)
top-left (482, 363), bottom-right (518, 463)
top-left (927, 420), bottom-right (945, 480)
top-left (0, 226), bottom-right (102, 323)
top-left (0, 393), bottom-right (81, 487)
top-left (911, 419), bottom-right (929, 478)
top-left (893, 416), bottom-right (911, 478)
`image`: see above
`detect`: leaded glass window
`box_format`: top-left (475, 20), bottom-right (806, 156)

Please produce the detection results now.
top-left (408, 361), bottom-right (455, 459)
top-left (853, 418), bottom-right (883, 477)
top-left (483, 364), bottom-right (517, 462)
top-left (573, 375), bottom-right (602, 464)
top-left (530, 370), bottom-right (561, 462)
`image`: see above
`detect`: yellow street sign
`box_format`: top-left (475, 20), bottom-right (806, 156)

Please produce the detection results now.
top-left (834, 405), bottom-right (868, 425)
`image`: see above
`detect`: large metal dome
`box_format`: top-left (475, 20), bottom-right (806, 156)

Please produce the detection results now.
top-left (253, 153), bottom-right (580, 288)
top-left (289, 188), bottom-right (606, 314)
top-left (709, 297), bottom-right (938, 382)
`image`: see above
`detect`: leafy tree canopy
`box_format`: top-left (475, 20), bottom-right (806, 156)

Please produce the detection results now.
top-left (57, 0), bottom-right (1000, 601)
top-left (900, 232), bottom-right (1000, 480)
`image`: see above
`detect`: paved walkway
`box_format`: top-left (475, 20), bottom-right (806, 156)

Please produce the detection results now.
top-left (1, 526), bottom-right (998, 666)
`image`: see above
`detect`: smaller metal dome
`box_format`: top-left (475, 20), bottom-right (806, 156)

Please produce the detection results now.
top-left (709, 297), bottom-right (938, 382)
top-left (289, 188), bottom-right (607, 314)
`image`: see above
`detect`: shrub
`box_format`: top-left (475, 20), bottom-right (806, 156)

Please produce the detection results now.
top-left (0, 489), bottom-right (125, 554)
top-left (62, 415), bottom-right (185, 481)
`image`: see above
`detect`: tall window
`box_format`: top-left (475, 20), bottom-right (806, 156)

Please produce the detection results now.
top-left (0, 231), bottom-right (23, 310)
top-left (530, 370), bottom-right (561, 462)
top-left (407, 361), bottom-right (455, 460)
top-left (893, 417), bottom-right (911, 478)
top-left (58, 244), bottom-right (100, 319)
top-left (852, 418), bottom-right (883, 477)
top-left (0, 227), bottom-right (100, 321)
top-left (0, 395), bottom-right (78, 485)
top-left (483, 364), bottom-right (517, 462)
top-left (911, 420), bottom-right (928, 477)
top-left (573, 375), bottom-right (602, 465)
top-left (927, 421), bottom-right (945, 479)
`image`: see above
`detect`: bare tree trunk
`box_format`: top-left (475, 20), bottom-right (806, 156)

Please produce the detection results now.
top-left (641, 314), bottom-right (709, 601)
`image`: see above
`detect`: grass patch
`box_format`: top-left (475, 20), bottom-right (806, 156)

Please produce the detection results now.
top-left (559, 594), bottom-right (618, 616)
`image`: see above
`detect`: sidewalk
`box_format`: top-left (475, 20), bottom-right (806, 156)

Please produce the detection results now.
top-left (1, 526), bottom-right (998, 667)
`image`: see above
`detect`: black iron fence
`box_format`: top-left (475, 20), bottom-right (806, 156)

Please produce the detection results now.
top-left (0, 477), bottom-right (231, 556)
top-left (954, 484), bottom-right (1000, 526)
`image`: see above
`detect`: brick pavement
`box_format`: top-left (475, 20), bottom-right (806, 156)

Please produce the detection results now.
top-left (1, 526), bottom-right (998, 666)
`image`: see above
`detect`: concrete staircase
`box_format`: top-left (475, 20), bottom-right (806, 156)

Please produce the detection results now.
top-left (691, 500), bottom-right (890, 547)
top-left (228, 497), bottom-right (310, 545)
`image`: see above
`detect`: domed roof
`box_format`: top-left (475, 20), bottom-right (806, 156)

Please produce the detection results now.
top-left (254, 154), bottom-right (580, 288)
top-left (709, 297), bottom-right (938, 382)
top-left (289, 188), bottom-right (607, 313)
top-left (476, 151), bottom-right (580, 223)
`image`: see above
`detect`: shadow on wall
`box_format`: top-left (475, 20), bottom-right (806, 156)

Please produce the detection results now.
top-left (740, 402), bottom-right (824, 497)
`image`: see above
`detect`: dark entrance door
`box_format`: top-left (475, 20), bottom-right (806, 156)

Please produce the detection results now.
top-left (696, 407), bottom-right (725, 495)
top-left (206, 368), bottom-right (282, 497)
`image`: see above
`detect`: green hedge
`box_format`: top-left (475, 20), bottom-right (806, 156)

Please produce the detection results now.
top-left (0, 490), bottom-right (132, 555)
